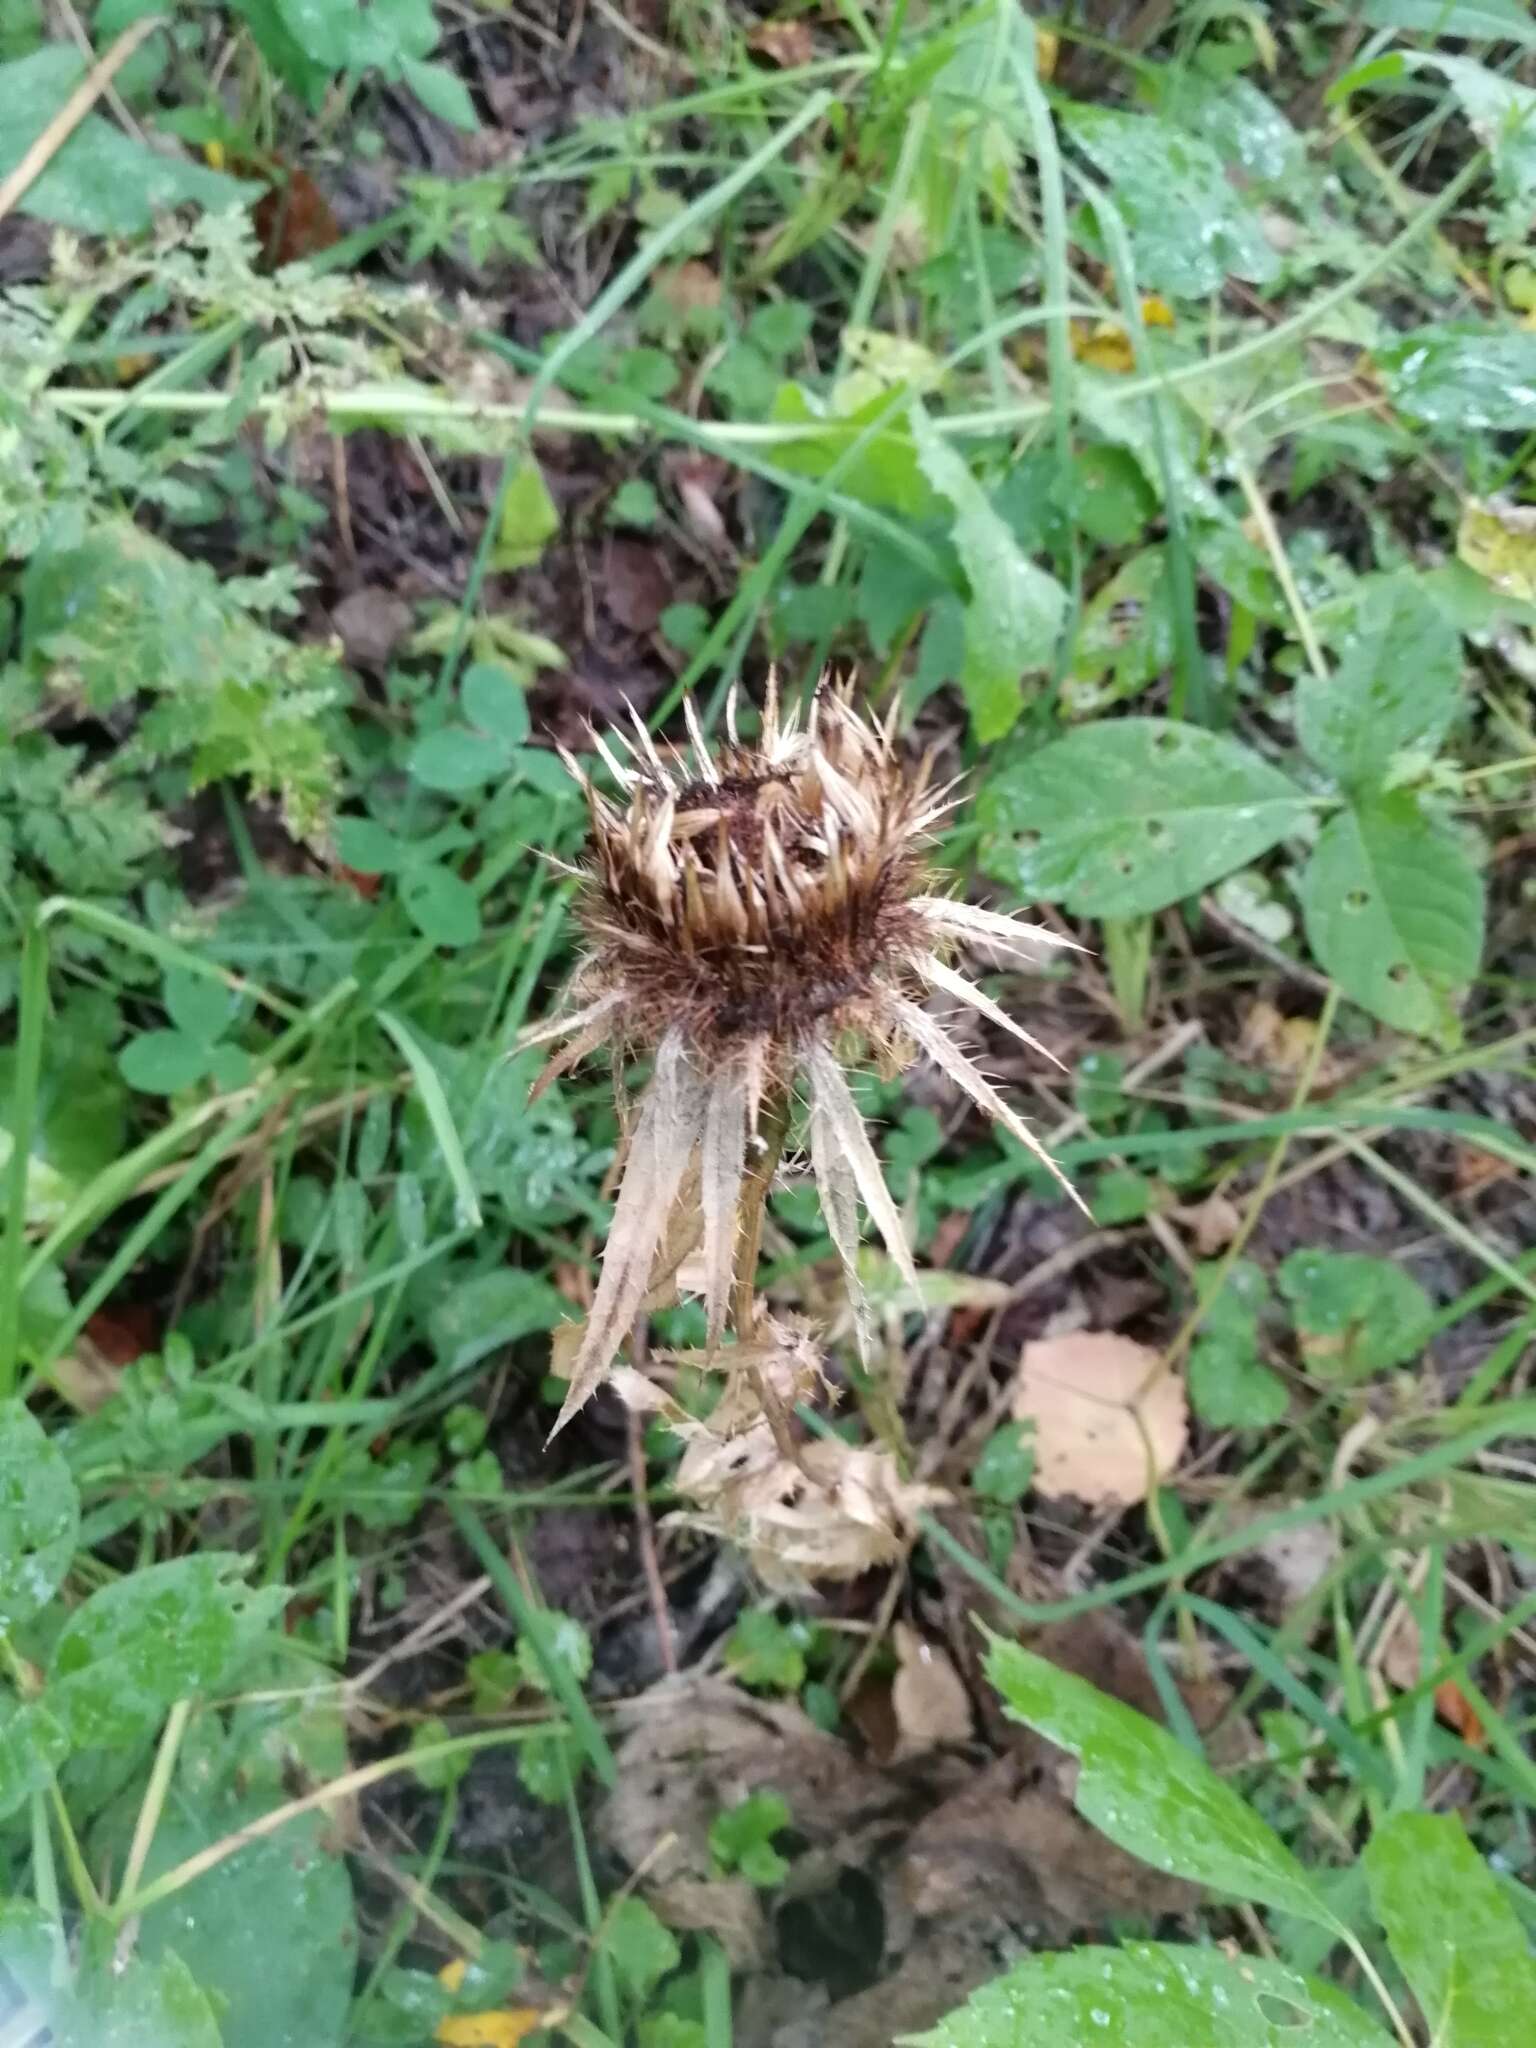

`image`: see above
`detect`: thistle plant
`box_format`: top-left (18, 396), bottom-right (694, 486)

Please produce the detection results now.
top-left (525, 679), bottom-right (1078, 1575)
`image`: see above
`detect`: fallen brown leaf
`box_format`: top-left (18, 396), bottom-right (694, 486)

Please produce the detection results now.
top-left (1013, 1331), bottom-right (1186, 1506)
top-left (891, 1623), bottom-right (972, 1755)
top-left (1433, 1677), bottom-right (1486, 1750)
top-left (748, 19), bottom-right (814, 68)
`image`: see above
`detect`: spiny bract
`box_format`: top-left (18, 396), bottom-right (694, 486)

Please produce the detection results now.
top-left (526, 677), bottom-right (1080, 1430)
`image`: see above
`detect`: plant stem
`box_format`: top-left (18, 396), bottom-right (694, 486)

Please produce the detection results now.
top-left (732, 1085), bottom-right (793, 1344)
top-left (732, 1085), bottom-right (799, 1460)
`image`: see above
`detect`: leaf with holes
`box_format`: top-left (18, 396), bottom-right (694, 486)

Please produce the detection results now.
top-left (1365, 1812), bottom-right (1536, 2048)
top-left (1298, 793), bottom-right (1483, 1041)
top-left (978, 719), bottom-right (1308, 917)
top-left (984, 1637), bottom-right (1335, 1922)
top-left (905, 1940), bottom-right (1395, 2047)
top-left (1296, 576), bottom-right (1463, 788)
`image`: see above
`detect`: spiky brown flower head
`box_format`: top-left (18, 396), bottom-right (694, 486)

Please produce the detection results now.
top-left (525, 674), bottom-right (1083, 1432)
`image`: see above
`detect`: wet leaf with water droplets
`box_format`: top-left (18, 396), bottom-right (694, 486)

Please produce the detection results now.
top-left (978, 720), bottom-right (1308, 918)
top-left (1376, 325), bottom-right (1536, 433)
top-left (1365, 1812), bottom-right (1536, 2048)
top-left (903, 1938), bottom-right (1396, 2046)
top-left (983, 1638), bottom-right (1336, 1924)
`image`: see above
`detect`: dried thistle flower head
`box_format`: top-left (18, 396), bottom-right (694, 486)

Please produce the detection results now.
top-left (527, 676), bottom-right (1080, 1429)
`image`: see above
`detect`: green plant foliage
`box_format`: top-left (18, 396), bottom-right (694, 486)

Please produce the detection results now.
top-left (48, 1554), bottom-right (278, 1749)
top-left (1187, 1261), bottom-right (1288, 1430)
top-left (1363, 1812), bottom-right (1536, 2046)
top-left (602, 1897), bottom-right (683, 2006)
top-left (1277, 1250), bottom-right (1435, 1382)
top-left (985, 1636), bottom-right (1335, 1923)
top-left (0, 46), bottom-right (253, 233)
top-left (0, 1396), bottom-right (79, 1629)
top-left (228, 0), bottom-right (477, 124)
top-left (1062, 104), bottom-right (1279, 297)
top-left (710, 1792), bottom-right (792, 1887)
top-left (905, 1941), bottom-right (1395, 2048)
top-left (912, 410), bottom-right (1067, 741)
top-left (979, 720), bottom-right (1309, 918)
top-left (725, 1609), bottom-right (813, 1691)
top-left (1294, 577), bottom-right (1463, 787)
top-left (110, 1797), bottom-right (358, 2048)
top-left (1374, 324), bottom-right (1536, 431)
top-left (1298, 795), bottom-right (1484, 1043)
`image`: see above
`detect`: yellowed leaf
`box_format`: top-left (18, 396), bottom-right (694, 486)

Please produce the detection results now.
top-left (1071, 321), bottom-right (1135, 374)
top-left (434, 2013), bottom-right (542, 2048)
top-left (891, 1622), bottom-right (972, 1754)
top-left (1012, 1331), bottom-right (1186, 1506)
top-left (435, 1963), bottom-right (542, 2048)
top-left (1458, 497), bottom-right (1536, 604)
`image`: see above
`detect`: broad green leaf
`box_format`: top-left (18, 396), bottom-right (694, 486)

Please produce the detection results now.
top-left (0, 1697), bottom-right (68, 1821)
top-left (49, 1554), bottom-right (265, 1748)
top-left (401, 53), bottom-right (479, 130)
top-left (1277, 1250), bottom-right (1434, 1383)
top-left (768, 384), bottom-right (939, 518)
top-left (710, 1792), bottom-right (791, 1887)
top-left (978, 719), bottom-right (1308, 917)
top-left (118, 1030), bottom-right (212, 1095)
top-left (905, 1940), bottom-right (1396, 2047)
top-left (1375, 326), bottom-right (1536, 432)
top-left (1298, 794), bottom-right (1483, 1040)
top-left (425, 1268), bottom-right (565, 1370)
top-left (1156, 74), bottom-right (1304, 181)
top-left (1364, 1812), bottom-right (1536, 2048)
top-left (1360, 0), bottom-right (1536, 50)
top-left (103, 1792), bottom-right (355, 2048)
top-left (58, 1950), bottom-right (223, 2048)
top-left (984, 1638), bottom-right (1334, 1922)
top-left (602, 1896), bottom-right (682, 2005)
top-left (400, 860), bottom-right (483, 946)
top-left (1295, 577), bottom-right (1462, 786)
top-left (408, 726), bottom-right (510, 791)
top-left (463, 661), bottom-right (530, 746)
top-left (0, 1396), bottom-right (80, 1629)
top-left (912, 411), bottom-right (1067, 741)
top-left (1188, 1336), bottom-right (1288, 1429)
top-left (725, 1610), bottom-right (811, 1691)
top-left (164, 969), bottom-right (239, 1048)
top-left (1410, 56), bottom-right (1536, 203)
top-left (1062, 103), bottom-right (1278, 297)
top-left (0, 47), bottom-right (253, 234)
